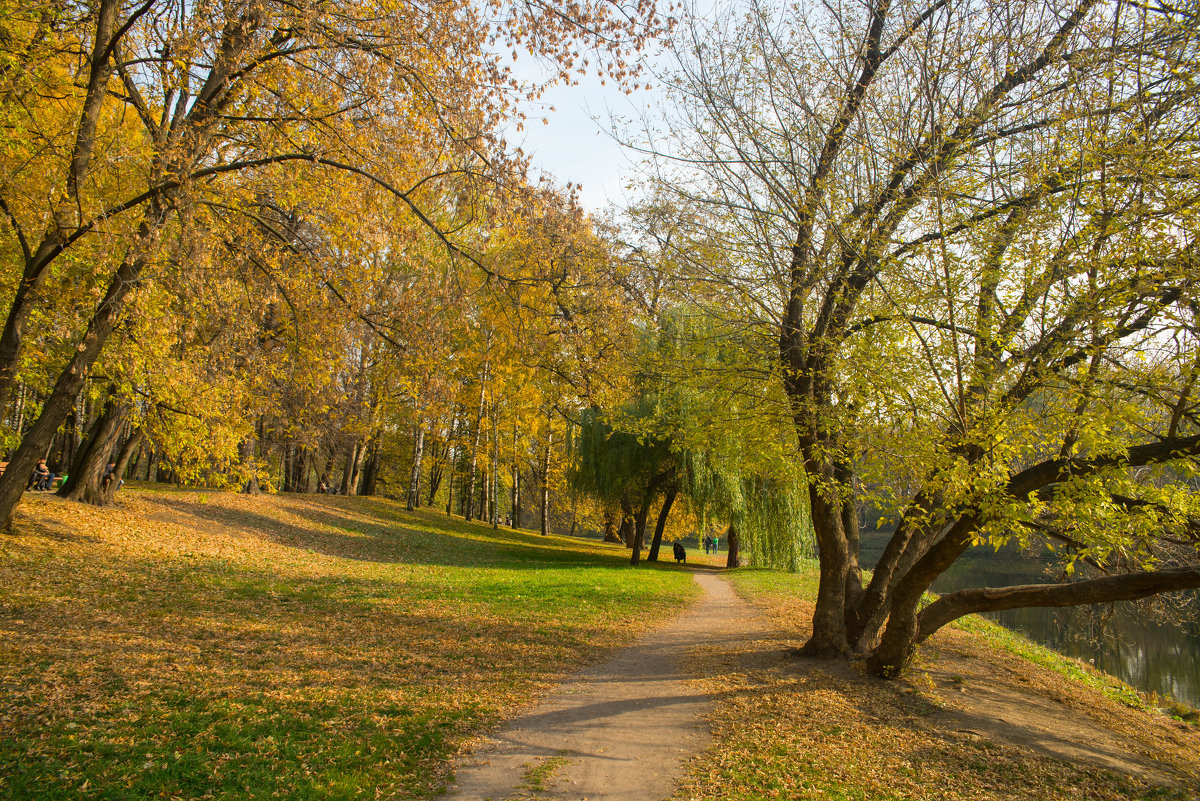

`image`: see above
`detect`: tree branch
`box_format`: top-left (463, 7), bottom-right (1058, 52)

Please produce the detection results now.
top-left (916, 567), bottom-right (1200, 642)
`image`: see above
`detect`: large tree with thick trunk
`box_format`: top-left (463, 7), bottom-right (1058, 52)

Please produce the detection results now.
top-left (647, 0), bottom-right (1200, 674)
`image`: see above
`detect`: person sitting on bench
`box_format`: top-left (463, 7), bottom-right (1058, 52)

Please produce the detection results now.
top-left (29, 459), bottom-right (52, 491)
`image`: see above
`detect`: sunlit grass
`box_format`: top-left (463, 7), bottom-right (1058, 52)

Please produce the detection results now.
top-left (0, 489), bottom-right (698, 800)
top-left (694, 565), bottom-right (1199, 801)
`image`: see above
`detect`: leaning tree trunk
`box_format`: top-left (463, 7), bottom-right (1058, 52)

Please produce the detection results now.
top-left (646, 483), bottom-right (678, 563)
top-left (868, 515), bottom-right (979, 677)
top-left (99, 428), bottom-right (143, 504)
top-left (0, 218), bottom-right (165, 529)
top-left (60, 395), bottom-right (129, 505)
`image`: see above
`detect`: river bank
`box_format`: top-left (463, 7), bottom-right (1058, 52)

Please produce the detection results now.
top-left (860, 530), bottom-right (1200, 708)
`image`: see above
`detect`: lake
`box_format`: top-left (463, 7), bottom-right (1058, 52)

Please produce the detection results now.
top-left (860, 532), bottom-right (1200, 708)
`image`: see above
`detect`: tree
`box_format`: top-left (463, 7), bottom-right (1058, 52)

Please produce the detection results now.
top-left (645, 0), bottom-right (1200, 674)
top-left (0, 0), bottom-right (671, 526)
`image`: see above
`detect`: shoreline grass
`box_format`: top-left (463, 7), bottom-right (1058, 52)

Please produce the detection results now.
top-left (686, 566), bottom-right (1200, 801)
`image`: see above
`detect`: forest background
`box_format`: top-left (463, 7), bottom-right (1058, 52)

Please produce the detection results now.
top-left (3, 0), bottom-right (1200, 679)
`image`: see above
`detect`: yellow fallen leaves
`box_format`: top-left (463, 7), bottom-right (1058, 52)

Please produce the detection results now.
top-left (0, 488), bottom-right (697, 799)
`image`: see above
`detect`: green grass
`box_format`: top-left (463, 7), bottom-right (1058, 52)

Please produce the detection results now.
top-left (0, 489), bottom-right (698, 800)
top-left (518, 753), bottom-right (569, 792)
top-left (699, 563), bottom-right (1198, 801)
top-left (951, 614), bottom-right (1154, 711)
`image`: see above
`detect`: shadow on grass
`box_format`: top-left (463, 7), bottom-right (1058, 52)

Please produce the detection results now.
top-left (751, 649), bottom-right (1199, 799)
top-left (134, 490), bottom-right (703, 576)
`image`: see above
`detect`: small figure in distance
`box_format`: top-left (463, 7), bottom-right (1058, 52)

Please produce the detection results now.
top-left (673, 539), bottom-right (687, 564)
top-left (703, 533), bottom-right (712, 554)
top-left (101, 460), bottom-right (122, 493)
top-left (317, 476), bottom-right (329, 494)
top-left (29, 458), bottom-right (51, 491)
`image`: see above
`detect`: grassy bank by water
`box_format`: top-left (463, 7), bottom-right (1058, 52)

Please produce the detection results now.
top-left (675, 567), bottom-right (1200, 801)
top-left (0, 489), bottom-right (697, 800)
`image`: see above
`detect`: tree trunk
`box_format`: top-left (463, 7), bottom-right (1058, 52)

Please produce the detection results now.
top-left (603, 506), bottom-right (621, 543)
top-left (725, 523), bottom-right (744, 569)
top-left (361, 438), bottom-right (380, 496)
top-left (240, 421), bottom-right (261, 495)
top-left (0, 209), bottom-right (166, 529)
top-left (59, 395), bottom-right (128, 504)
top-left (628, 484), bottom-right (657, 565)
top-left (465, 365), bottom-right (488, 522)
top-left (511, 419), bottom-right (520, 528)
top-left (490, 400), bottom-right (499, 529)
top-left (619, 494), bottom-right (634, 546)
top-left (540, 425), bottom-right (553, 536)
top-left (407, 424), bottom-right (425, 510)
top-left (143, 447), bottom-right (157, 482)
top-left (427, 440), bottom-right (445, 505)
top-left (795, 461), bottom-right (853, 657)
top-left (646, 483), bottom-right (678, 563)
top-left (444, 445), bottom-right (456, 515)
top-left (472, 465), bottom-right (482, 522)
top-left (340, 440), bottom-right (360, 496)
top-left (100, 428), bottom-right (143, 504)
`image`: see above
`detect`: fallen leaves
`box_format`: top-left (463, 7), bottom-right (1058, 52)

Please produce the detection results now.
top-left (0, 489), bottom-right (697, 799)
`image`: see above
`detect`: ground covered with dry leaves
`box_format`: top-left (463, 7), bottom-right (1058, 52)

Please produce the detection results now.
top-left (0, 488), bottom-right (696, 800)
top-left (674, 569), bottom-right (1200, 801)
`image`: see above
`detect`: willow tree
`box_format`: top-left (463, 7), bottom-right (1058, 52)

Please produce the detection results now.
top-left (647, 0), bottom-right (1200, 675)
top-left (571, 404), bottom-right (679, 565)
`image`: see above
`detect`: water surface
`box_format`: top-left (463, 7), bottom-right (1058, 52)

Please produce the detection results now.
top-left (861, 532), bottom-right (1200, 707)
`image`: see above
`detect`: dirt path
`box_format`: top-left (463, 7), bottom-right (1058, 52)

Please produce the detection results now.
top-left (442, 569), bottom-right (759, 801)
top-left (442, 569), bottom-right (1198, 800)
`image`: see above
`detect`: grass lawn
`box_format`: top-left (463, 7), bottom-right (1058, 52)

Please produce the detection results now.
top-left (0, 489), bottom-right (697, 800)
top-left (675, 566), bottom-right (1200, 801)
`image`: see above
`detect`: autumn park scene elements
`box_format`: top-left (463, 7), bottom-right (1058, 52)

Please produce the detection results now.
top-left (2, 0), bottom-right (1200, 798)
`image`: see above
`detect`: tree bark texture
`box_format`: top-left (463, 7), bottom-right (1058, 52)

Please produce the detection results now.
top-left (100, 428), bottom-right (143, 504)
top-left (59, 394), bottom-right (128, 504)
top-left (725, 523), bottom-right (743, 569)
top-left (407, 424), bottom-right (425, 510)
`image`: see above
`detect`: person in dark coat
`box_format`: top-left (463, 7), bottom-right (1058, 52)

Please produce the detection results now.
top-left (672, 539), bottom-right (687, 564)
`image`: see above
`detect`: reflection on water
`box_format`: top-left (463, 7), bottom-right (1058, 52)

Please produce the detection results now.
top-left (862, 534), bottom-right (1200, 708)
top-left (932, 558), bottom-right (1200, 708)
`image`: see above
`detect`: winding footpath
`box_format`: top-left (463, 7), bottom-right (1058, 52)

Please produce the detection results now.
top-left (443, 570), bottom-right (761, 801)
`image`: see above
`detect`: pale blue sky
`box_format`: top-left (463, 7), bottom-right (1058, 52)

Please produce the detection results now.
top-left (504, 52), bottom-right (670, 213)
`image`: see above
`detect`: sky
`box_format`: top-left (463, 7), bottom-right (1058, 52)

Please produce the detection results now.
top-left (504, 54), bottom-right (669, 214)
